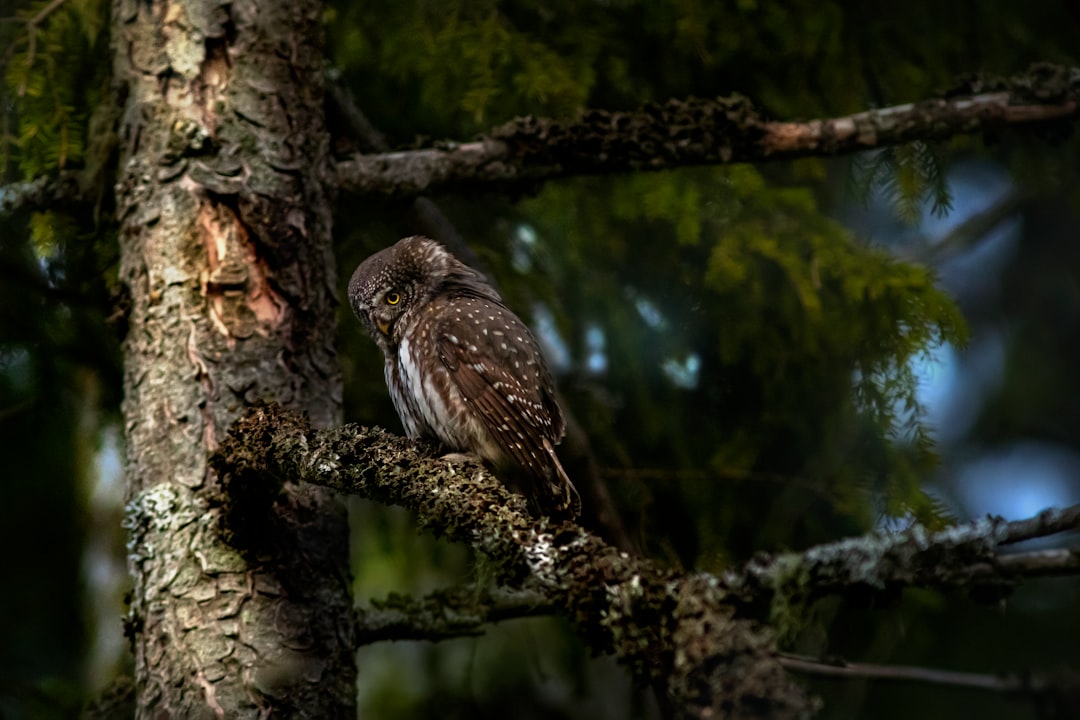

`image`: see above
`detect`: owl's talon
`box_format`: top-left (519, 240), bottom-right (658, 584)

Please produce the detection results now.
top-left (440, 452), bottom-right (474, 465)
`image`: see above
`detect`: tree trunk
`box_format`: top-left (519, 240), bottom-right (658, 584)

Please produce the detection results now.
top-left (113, 0), bottom-right (356, 715)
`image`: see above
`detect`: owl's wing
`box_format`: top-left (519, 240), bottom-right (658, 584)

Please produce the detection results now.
top-left (436, 333), bottom-right (554, 474)
top-left (434, 305), bottom-right (578, 516)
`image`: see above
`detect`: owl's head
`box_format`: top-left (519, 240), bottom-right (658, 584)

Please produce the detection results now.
top-left (348, 236), bottom-right (499, 351)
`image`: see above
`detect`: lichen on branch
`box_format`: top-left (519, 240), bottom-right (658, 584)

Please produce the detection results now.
top-left (213, 404), bottom-right (1080, 719)
top-left (334, 64), bottom-right (1080, 198)
top-left (212, 404), bottom-right (811, 720)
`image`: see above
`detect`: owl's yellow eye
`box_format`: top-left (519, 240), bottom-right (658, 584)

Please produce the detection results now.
top-left (385, 291), bottom-right (401, 305)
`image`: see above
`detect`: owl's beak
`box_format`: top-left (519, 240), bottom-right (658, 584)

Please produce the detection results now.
top-left (376, 319), bottom-right (391, 336)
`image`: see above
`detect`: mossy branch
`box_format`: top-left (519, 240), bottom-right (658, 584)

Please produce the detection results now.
top-left (213, 405), bottom-right (1080, 718)
top-left (334, 64), bottom-right (1079, 198)
top-left (355, 586), bottom-right (554, 645)
top-left (213, 404), bottom-right (812, 720)
top-left (353, 522), bottom-right (1080, 650)
top-left (722, 508), bottom-right (1080, 620)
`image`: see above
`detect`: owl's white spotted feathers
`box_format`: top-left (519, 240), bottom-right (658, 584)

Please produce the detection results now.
top-left (348, 236), bottom-right (580, 518)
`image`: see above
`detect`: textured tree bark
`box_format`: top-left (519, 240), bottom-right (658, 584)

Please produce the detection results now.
top-left (113, 0), bottom-right (356, 716)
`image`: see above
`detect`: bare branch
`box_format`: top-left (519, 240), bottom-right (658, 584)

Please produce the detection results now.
top-left (1001, 504), bottom-right (1080, 545)
top-left (325, 79), bottom-right (390, 154)
top-left (902, 188), bottom-right (1031, 265)
top-left (326, 78), bottom-right (488, 273)
top-left (779, 652), bottom-right (1028, 691)
top-left (778, 652), bottom-right (1080, 715)
top-left (777, 652), bottom-right (1080, 712)
top-left (356, 586), bottom-right (555, 645)
top-left (993, 548), bottom-right (1080, 577)
top-left (335, 65), bottom-right (1080, 198)
top-left (213, 405), bottom-right (812, 720)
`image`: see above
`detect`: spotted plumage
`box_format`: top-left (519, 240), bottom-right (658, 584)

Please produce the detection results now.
top-left (348, 235), bottom-right (580, 518)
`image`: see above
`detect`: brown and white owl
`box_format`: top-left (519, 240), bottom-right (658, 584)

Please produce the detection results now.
top-left (348, 235), bottom-right (580, 519)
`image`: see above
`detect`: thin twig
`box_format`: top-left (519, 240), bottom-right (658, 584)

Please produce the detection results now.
top-left (325, 80), bottom-right (388, 154)
top-left (0, 398), bottom-right (35, 424)
top-left (902, 188), bottom-right (1031, 265)
top-left (14, 0), bottom-right (69, 96)
top-left (1002, 504), bottom-right (1080, 545)
top-left (356, 586), bottom-right (555, 645)
top-left (778, 653), bottom-right (1036, 693)
top-left (30, 0), bottom-right (68, 25)
top-left (325, 77), bottom-right (486, 272)
top-left (994, 548), bottom-right (1080, 577)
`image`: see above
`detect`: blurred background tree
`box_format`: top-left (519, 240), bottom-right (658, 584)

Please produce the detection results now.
top-left (2, 0), bottom-right (1078, 717)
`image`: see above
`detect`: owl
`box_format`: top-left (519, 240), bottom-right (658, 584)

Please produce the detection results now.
top-left (348, 235), bottom-right (580, 519)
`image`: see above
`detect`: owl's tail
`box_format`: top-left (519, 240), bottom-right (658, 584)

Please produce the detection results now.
top-left (541, 438), bottom-right (581, 520)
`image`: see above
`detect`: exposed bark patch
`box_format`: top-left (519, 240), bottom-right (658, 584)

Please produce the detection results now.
top-left (196, 37), bottom-right (231, 131)
top-left (198, 198), bottom-right (285, 342)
